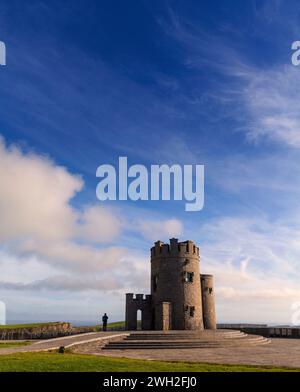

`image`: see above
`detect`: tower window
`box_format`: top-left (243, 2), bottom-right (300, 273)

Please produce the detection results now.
top-left (185, 305), bottom-right (195, 317)
top-left (152, 275), bottom-right (158, 292)
top-left (184, 272), bottom-right (194, 283)
top-left (206, 287), bottom-right (213, 294)
top-left (190, 306), bottom-right (195, 317)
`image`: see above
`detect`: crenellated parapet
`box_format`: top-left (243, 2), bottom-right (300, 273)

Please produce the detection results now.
top-left (126, 293), bottom-right (152, 304)
top-left (151, 238), bottom-right (199, 258)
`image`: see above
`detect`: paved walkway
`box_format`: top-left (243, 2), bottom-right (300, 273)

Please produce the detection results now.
top-left (71, 337), bottom-right (300, 369)
top-left (0, 332), bottom-right (128, 355)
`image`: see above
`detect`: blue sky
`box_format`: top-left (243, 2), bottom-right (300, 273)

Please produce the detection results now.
top-left (1, 0), bottom-right (300, 325)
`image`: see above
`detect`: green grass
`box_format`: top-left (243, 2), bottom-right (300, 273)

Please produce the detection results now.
top-left (83, 321), bottom-right (128, 331)
top-left (106, 320), bottom-right (140, 329)
top-left (0, 352), bottom-right (298, 372)
top-left (106, 321), bottom-right (125, 328)
top-left (0, 341), bottom-right (31, 349)
top-left (0, 322), bottom-right (62, 330)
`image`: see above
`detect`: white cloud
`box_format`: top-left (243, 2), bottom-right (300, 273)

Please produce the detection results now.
top-left (0, 136), bottom-right (82, 242)
top-left (0, 137), bottom-right (130, 273)
top-left (15, 239), bottom-right (127, 271)
top-left (138, 218), bottom-right (183, 241)
top-left (0, 246), bottom-right (149, 293)
top-left (78, 205), bottom-right (123, 244)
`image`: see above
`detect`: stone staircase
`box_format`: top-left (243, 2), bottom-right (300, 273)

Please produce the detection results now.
top-left (103, 329), bottom-right (271, 350)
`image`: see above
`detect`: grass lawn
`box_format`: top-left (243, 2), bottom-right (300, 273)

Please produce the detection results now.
top-left (0, 322), bottom-right (62, 329)
top-left (105, 320), bottom-right (140, 329)
top-left (0, 352), bottom-right (298, 372)
top-left (0, 342), bottom-right (31, 349)
top-left (91, 321), bottom-right (129, 331)
top-left (106, 321), bottom-right (125, 328)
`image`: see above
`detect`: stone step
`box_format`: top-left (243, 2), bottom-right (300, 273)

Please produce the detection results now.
top-left (127, 329), bottom-right (245, 335)
top-left (103, 339), bottom-right (271, 350)
top-left (123, 335), bottom-right (265, 344)
top-left (128, 329), bottom-right (241, 334)
top-left (110, 336), bottom-right (266, 344)
top-left (125, 333), bottom-right (247, 340)
top-left (125, 332), bottom-right (248, 340)
top-left (127, 330), bottom-right (245, 334)
top-left (102, 330), bottom-right (271, 350)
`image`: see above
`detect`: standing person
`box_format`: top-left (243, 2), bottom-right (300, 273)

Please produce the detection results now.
top-left (102, 313), bottom-right (108, 331)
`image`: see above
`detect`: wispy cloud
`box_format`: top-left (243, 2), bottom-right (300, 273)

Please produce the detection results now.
top-left (240, 65), bottom-right (300, 148)
top-left (160, 4), bottom-right (300, 150)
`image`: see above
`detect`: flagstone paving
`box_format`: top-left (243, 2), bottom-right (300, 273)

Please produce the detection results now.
top-left (71, 337), bottom-right (300, 369)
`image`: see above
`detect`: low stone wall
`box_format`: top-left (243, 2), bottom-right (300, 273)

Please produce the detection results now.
top-left (219, 325), bottom-right (300, 339)
top-left (241, 327), bottom-right (300, 338)
top-left (71, 326), bottom-right (97, 334)
top-left (0, 322), bottom-right (72, 340)
top-left (218, 323), bottom-right (268, 329)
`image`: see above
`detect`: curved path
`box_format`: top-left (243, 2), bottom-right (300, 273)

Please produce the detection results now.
top-left (0, 331), bottom-right (128, 355)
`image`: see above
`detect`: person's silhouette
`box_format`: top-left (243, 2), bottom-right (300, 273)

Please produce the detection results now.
top-left (102, 313), bottom-right (108, 331)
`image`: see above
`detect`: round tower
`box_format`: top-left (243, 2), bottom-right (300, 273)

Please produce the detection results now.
top-left (150, 238), bottom-right (204, 330)
top-left (200, 274), bottom-right (216, 329)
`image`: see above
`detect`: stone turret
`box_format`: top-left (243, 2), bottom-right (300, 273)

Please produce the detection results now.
top-left (201, 274), bottom-right (216, 329)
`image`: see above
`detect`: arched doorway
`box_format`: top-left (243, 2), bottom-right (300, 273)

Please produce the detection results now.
top-left (137, 309), bottom-right (142, 330)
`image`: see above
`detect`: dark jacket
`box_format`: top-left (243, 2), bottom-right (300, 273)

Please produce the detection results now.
top-left (102, 315), bottom-right (108, 323)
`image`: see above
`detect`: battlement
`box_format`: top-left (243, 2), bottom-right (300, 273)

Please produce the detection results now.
top-left (151, 238), bottom-right (199, 258)
top-left (126, 293), bottom-right (152, 302)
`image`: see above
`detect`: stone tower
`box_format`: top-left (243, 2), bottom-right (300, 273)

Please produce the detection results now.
top-left (151, 238), bottom-right (203, 330)
top-left (125, 238), bottom-right (216, 331)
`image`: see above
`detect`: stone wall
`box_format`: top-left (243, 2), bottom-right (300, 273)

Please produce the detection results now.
top-left (125, 294), bottom-right (152, 330)
top-left (0, 322), bottom-right (72, 340)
